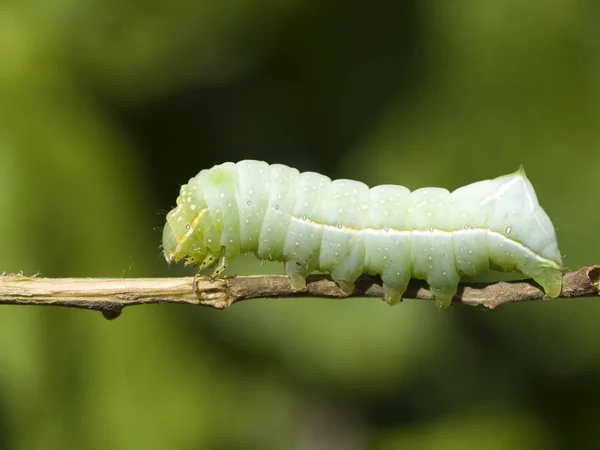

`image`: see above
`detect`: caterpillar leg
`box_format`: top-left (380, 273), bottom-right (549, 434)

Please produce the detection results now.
top-left (522, 265), bottom-right (563, 298)
top-left (330, 271), bottom-right (358, 296)
top-left (382, 283), bottom-right (404, 306)
top-left (333, 279), bottom-right (355, 296)
top-left (285, 260), bottom-right (308, 291)
top-left (329, 244), bottom-right (367, 296)
top-left (428, 280), bottom-right (459, 310)
top-left (211, 255), bottom-right (228, 277)
top-left (432, 293), bottom-right (453, 310)
top-left (424, 264), bottom-right (460, 309)
top-left (381, 265), bottom-right (411, 306)
top-left (428, 282), bottom-right (458, 310)
top-left (198, 252), bottom-right (221, 270)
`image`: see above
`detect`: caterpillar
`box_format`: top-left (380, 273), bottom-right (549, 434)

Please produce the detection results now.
top-left (162, 160), bottom-right (563, 309)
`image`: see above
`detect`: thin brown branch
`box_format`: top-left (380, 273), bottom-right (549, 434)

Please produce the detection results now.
top-left (0, 266), bottom-right (598, 319)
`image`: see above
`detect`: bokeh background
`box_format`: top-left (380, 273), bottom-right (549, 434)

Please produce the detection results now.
top-left (1, 1), bottom-right (599, 449)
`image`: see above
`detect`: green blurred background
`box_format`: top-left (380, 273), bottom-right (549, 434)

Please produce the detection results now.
top-left (1, 0), bottom-right (599, 449)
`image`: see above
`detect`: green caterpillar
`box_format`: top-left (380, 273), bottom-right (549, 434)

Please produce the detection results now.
top-left (163, 160), bottom-right (563, 309)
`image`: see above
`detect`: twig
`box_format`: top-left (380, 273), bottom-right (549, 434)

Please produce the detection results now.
top-left (0, 266), bottom-right (598, 320)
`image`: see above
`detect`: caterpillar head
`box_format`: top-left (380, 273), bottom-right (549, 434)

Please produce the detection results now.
top-left (162, 182), bottom-right (209, 265)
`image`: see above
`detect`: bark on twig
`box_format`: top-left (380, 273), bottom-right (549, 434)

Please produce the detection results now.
top-left (0, 266), bottom-right (598, 319)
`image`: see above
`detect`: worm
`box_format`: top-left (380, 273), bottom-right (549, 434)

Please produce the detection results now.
top-left (162, 160), bottom-right (563, 309)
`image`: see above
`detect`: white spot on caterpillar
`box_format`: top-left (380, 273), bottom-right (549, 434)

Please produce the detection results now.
top-left (505, 226), bottom-right (512, 234)
top-left (185, 224), bottom-right (191, 230)
top-left (246, 200), bottom-right (252, 206)
top-left (220, 193), bottom-right (225, 198)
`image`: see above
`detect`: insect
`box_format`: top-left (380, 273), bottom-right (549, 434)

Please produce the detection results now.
top-left (162, 160), bottom-right (563, 309)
